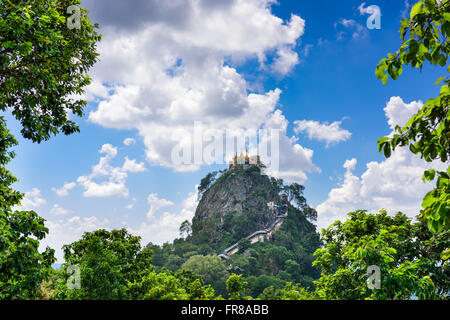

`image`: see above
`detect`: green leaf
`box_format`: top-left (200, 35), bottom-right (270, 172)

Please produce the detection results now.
top-left (441, 248), bottom-right (450, 260)
top-left (435, 77), bottom-right (447, 85)
top-left (422, 169), bottom-right (436, 182)
top-left (383, 143), bottom-right (391, 158)
top-left (410, 1), bottom-right (424, 20)
top-left (422, 190), bottom-right (437, 208)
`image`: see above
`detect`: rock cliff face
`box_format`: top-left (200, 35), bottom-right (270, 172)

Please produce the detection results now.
top-left (191, 166), bottom-right (282, 249)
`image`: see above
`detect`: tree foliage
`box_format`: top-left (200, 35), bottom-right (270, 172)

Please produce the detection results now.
top-left (0, 0), bottom-right (101, 142)
top-left (375, 0), bottom-right (450, 233)
top-left (226, 273), bottom-right (247, 300)
top-left (52, 229), bottom-right (152, 300)
top-left (312, 210), bottom-right (448, 300)
top-left (181, 255), bottom-right (228, 295)
top-left (0, 117), bottom-right (55, 299)
top-left (179, 220), bottom-right (192, 238)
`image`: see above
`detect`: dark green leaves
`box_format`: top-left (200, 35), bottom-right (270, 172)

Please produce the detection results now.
top-left (0, 0), bottom-right (101, 143)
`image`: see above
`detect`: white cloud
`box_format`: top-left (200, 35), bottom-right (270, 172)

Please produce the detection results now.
top-left (130, 187), bottom-right (198, 245)
top-left (357, 2), bottom-right (370, 15)
top-left (126, 197), bottom-right (137, 210)
top-left (401, 0), bottom-right (411, 18)
top-left (301, 44), bottom-right (313, 59)
top-left (294, 119), bottom-right (352, 147)
top-left (316, 97), bottom-right (446, 231)
top-left (335, 18), bottom-right (367, 40)
top-left (82, 0), bottom-right (316, 181)
top-left (343, 158), bottom-right (357, 171)
top-left (358, 2), bottom-right (382, 19)
top-left (262, 110), bottom-right (321, 183)
top-left (76, 144), bottom-right (146, 198)
top-left (41, 216), bottom-right (110, 262)
top-left (146, 193), bottom-right (174, 219)
top-left (384, 96), bottom-right (422, 131)
top-left (49, 204), bottom-right (72, 216)
top-left (16, 188), bottom-right (46, 210)
top-left (123, 138), bottom-right (136, 146)
top-left (52, 182), bottom-right (76, 197)
top-left (122, 157), bottom-right (147, 173)
top-left (272, 46), bottom-right (299, 75)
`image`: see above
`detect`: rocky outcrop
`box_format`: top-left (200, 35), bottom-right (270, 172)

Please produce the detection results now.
top-left (191, 166), bottom-right (283, 248)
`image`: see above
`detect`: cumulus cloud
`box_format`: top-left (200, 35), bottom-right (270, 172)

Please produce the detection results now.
top-left (146, 193), bottom-right (174, 219)
top-left (334, 18), bottom-right (367, 40)
top-left (294, 119), bottom-right (352, 147)
top-left (262, 110), bottom-right (321, 183)
top-left (49, 204), bottom-right (72, 216)
top-left (130, 187), bottom-right (199, 246)
top-left (272, 46), bottom-right (300, 75)
top-left (122, 157), bottom-right (147, 173)
top-left (16, 188), bottom-right (46, 210)
top-left (316, 97), bottom-right (446, 231)
top-left (81, 0), bottom-right (316, 181)
top-left (76, 144), bottom-right (146, 198)
top-left (42, 216), bottom-right (110, 261)
top-left (52, 182), bottom-right (76, 197)
top-left (383, 96), bottom-right (422, 131)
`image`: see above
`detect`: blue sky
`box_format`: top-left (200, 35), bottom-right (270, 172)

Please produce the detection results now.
top-left (5, 0), bottom-right (446, 261)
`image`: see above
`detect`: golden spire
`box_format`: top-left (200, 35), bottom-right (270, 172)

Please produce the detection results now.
top-left (233, 152), bottom-right (237, 165)
top-left (245, 148), bottom-right (249, 162)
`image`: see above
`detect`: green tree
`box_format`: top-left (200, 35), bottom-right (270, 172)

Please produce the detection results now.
top-left (52, 229), bottom-right (152, 300)
top-left (0, 117), bottom-right (55, 299)
top-left (197, 171), bottom-right (219, 200)
top-left (258, 282), bottom-right (317, 300)
top-left (313, 210), bottom-right (448, 300)
top-left (283, 259), bottom-right (302, 283)
top-left (246, 274), bottom-right (285, 298)
top-left (238, 238), bottom-right (251, 254)
top-left (226, 273), bottom-right (247, 300)
top-left (179, 220), bottom-right (192, 238)
top-left (181, 255), bottom-right (228, 295)
top-left (128, 269), bottom-right (216, 300)
top-left (127, 270), bottom-right (190, 300)
top-left (284, 183), bottom-right (306, 209)
top-left (375, 0), bottom-right (450, 235)
top-left (0, 0), bottom-right (101, 142)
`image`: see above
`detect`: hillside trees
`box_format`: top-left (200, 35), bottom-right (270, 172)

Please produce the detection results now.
top-left (312, 210), bottom-right (448, 299)
top-left (375, 0), bottom-right (450, 236)
top-left (181, 255), bottom-right (229, 296)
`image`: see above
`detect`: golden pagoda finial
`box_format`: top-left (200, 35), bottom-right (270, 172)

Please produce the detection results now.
top-left (233, 152), bottom-right (238, 166)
